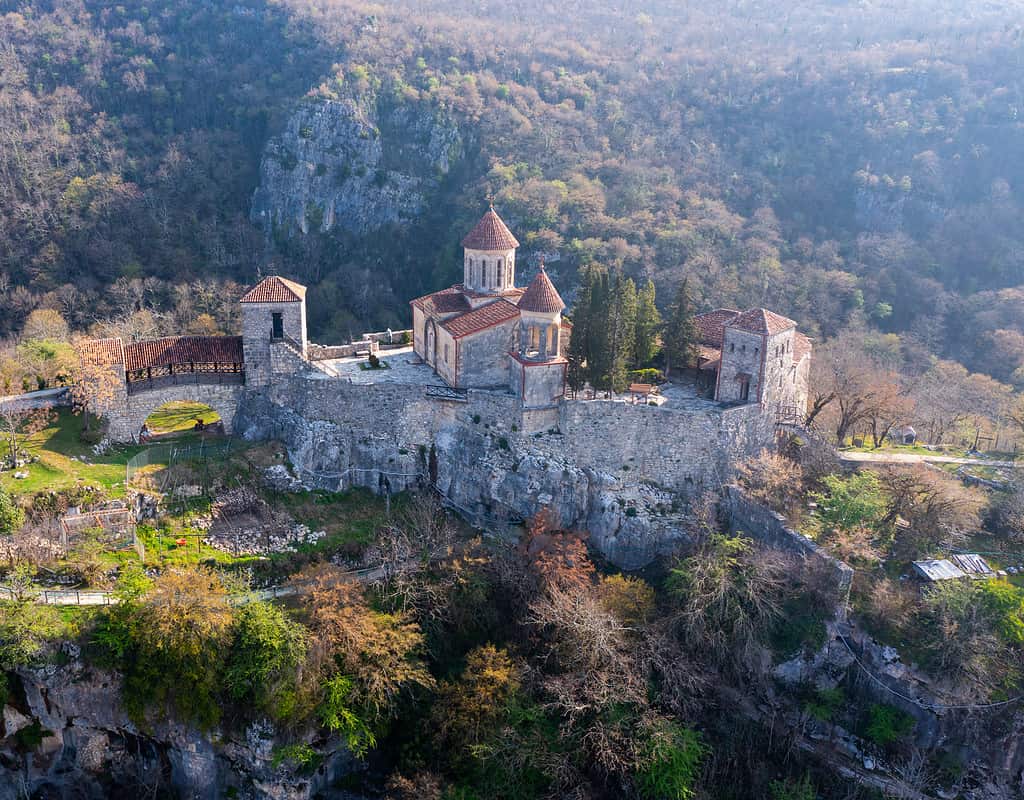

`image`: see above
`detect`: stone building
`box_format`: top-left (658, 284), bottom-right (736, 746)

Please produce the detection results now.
top-left (240, 276), bottom-right (308, 387)
top-left (409, 206), bottom-right (568, 411)
top-left (694, 307), bottom-right (812, 420)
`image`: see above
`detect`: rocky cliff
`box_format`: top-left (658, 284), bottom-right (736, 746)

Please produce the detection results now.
top-left (251, 94), bottom-right (464, 237)
top-left (1, 649), bottom-right (359, 800)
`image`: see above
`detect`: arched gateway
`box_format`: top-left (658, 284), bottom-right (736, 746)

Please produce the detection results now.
top-left (77, 335), bottom-right (246, 443)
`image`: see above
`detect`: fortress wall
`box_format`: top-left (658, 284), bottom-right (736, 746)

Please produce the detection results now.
top-left (530, 399), bottom-right (776, 493)
top-left (241, 375), bottom-right (775, 498)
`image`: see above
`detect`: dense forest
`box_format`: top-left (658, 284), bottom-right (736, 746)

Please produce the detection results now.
top-left (1, 0), bottom-right (1024, 384)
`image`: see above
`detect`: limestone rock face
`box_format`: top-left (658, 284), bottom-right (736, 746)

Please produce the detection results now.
top-left (251, 95), bottom-right (463, 237)
top-left (0, 660), bottom-right (361, 800)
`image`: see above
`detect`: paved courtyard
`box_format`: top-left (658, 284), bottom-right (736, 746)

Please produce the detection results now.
top-left (319, 346), bottom-right (448, 386)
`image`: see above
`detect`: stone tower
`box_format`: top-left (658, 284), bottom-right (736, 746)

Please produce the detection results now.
top-left (511, 264), bottom-right (568, 411)
top-left (715, 307), bottom-right (797, 410)
top-left (461, 205), bottom-right (520, 302)
top-left (240, 276), bottom-right (308, 387)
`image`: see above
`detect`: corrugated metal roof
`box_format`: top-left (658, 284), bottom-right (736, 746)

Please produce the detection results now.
top-left (912, 559), bottom-right (966, 581)
top-left (950, 554), bottom-right (994, 576)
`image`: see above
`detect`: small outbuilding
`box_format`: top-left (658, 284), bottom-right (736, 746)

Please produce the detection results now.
top-left (912, 559), bottom-right (967, 582)
top-left (912, 554), bottom-right (994, 582)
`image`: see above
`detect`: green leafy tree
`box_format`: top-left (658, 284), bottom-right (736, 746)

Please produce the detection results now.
top-left (637, 720), bottom-right (708, 800)
top-left (0, 601), bottom-right (67, 668)
top-left (225, 601), bottom-right (308, 718)
top-left (318, 674), bottom-right (377, 757)
top-left (810, 472), bottom-right (888, 534)
top-left (662, 278), bottom-right (697, 378)
top-left (0, 486), bottom-right (24, 537)
top-left (633, 279), bottom-right (662, 367)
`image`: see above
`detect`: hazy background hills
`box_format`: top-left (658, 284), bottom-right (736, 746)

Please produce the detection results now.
top-left (2, 0), bottom-right (1024, 384)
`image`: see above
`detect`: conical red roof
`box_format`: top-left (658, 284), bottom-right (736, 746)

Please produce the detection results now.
top-left (518, 267), bottom-right (565, 314)
top-left (461, 207), bottom-right (520, 250)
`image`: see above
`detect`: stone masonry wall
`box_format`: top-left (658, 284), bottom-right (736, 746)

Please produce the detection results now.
top-left (723, 485), bottom-right (853, 616)
top-left (107, 382), bottom-right (244, 442)
top-left (235, 376), bottom-right (779, 568)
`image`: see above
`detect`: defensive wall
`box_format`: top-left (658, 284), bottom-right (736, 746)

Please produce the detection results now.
top-left (233, 370), bottom-right (779, 567)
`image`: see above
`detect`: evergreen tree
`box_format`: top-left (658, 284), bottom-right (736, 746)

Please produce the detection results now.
top-left (633, 279), bottom-right (662, 367)
top-left (565, 267), bottom-right (594, 398)
top-left (587, 268), bottom-right (614, 395)
top-left (604, 272), bottom-right (637, 394)
top-left (663, 278), bottom-right (698, 378)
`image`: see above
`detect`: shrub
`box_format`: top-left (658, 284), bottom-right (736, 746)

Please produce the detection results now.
top-left (271, 742), bottom-right (321, 774)
top-left (318, 674), bottom-right (376, 757)
top-left (637, 720), bottom-right (708, 800)
top-left (804, 687), bottom-right (845, 722)
top-left (629, 368), bottom-right (664, 384)
top-left (769, 774), bottom-right (816, 800)
top-left (225, 602), bottom-right (307, 718)
top-left (865, 703), bottom-right (915, 745)
top-left (368, 353), bottom-right (381, 369)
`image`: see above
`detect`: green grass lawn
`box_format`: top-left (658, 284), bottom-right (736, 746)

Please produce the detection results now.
top-left (145, 401), bottom-right (221, 435)
top-left (265, 487), bottom-right (399, 558)
top-left (0, 410), bottom-right (148, 498)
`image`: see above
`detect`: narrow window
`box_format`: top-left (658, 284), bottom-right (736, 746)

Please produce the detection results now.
top-left (730, 343), bottom-right (735, 353)
top-left (444, 343), bottom-right (449, 363)
top-left (271, 312), bottom-right (284, 339)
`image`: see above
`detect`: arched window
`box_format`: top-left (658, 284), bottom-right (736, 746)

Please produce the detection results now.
top-left (483, 261), bottom-right (489, 288)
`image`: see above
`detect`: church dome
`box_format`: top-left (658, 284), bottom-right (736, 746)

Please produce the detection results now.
top-left (518, 266), bottom-right (565, 314)
top-left (461, 207), bottom-right (520, 250)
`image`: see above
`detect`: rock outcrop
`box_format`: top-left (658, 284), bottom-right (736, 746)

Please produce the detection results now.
top-left (251, 94), bottom-right (463, 237)
top-left (1, 656), bottom-right (360, 800)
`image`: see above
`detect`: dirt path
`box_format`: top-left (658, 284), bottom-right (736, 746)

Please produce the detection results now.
top-left (839, 450), bottom-right (1021, 468)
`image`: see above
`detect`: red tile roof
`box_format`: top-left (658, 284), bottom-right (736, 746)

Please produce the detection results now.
top-left (518, 267), bottom-right (565, 314)
top-left (694, 309), bottom-right (739, 346)
top-left (77, 337), bottom-right (125, 367)
top-left (441, 300), bottom-right (521, 339)
top-left (727, 308), bottom-right (796, 336)
top-left (793, 332), bottom-right (812, 364)
top-left (410, 285), bottom-right (472, 315)
top-left (124, 336), bottom-right (244, 371)
top-left (461, 207), bottom-right (520, 251)
top-left (240, 276), bottom-right (306, 303)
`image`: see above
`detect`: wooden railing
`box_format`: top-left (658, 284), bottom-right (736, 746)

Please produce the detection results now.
top-left (125, 362), bottom-right (245, 395)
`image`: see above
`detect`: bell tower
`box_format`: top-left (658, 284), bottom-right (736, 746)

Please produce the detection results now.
top-left (461, 204), bottom-right (520, 296)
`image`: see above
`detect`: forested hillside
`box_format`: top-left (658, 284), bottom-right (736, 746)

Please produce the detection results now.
top-left (2, 0), bottom-right (1024, 383)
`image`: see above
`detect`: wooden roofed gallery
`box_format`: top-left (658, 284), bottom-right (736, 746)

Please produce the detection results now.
top-left (84, 336), bottom-right (246, 395)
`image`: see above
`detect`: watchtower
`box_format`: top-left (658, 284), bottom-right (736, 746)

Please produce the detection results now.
top-left (240, 276), bottom-right (308, 387)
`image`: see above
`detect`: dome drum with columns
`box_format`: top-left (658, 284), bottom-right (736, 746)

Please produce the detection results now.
top-left (410, 205), bottom-right (568, 407)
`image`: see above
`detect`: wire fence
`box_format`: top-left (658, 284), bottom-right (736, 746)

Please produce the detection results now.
top-left (125, 439), bottom-right (241, 493)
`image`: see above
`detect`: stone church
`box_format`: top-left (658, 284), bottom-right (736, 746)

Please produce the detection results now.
top-left (410, 206), bottom-right (570, 412)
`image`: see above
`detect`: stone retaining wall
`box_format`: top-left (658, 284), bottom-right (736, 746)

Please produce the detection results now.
top-left (723, 484), bottom-right (853, 616)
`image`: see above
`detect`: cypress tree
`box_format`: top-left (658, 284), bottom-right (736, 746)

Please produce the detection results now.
top-left (587, 268), bottom-right (613, 395)
top-left (605, 272), bottom-right (638, 394)
top-left (663, 277), bottom-right (698, 378)
top-left (633, 279), bottom-right (662, 367)
top-left (565, 268), bottom-right (594, 397)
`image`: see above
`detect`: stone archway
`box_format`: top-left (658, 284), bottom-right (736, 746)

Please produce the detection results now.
top-left (108, 383), bottom-right (243, 443)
